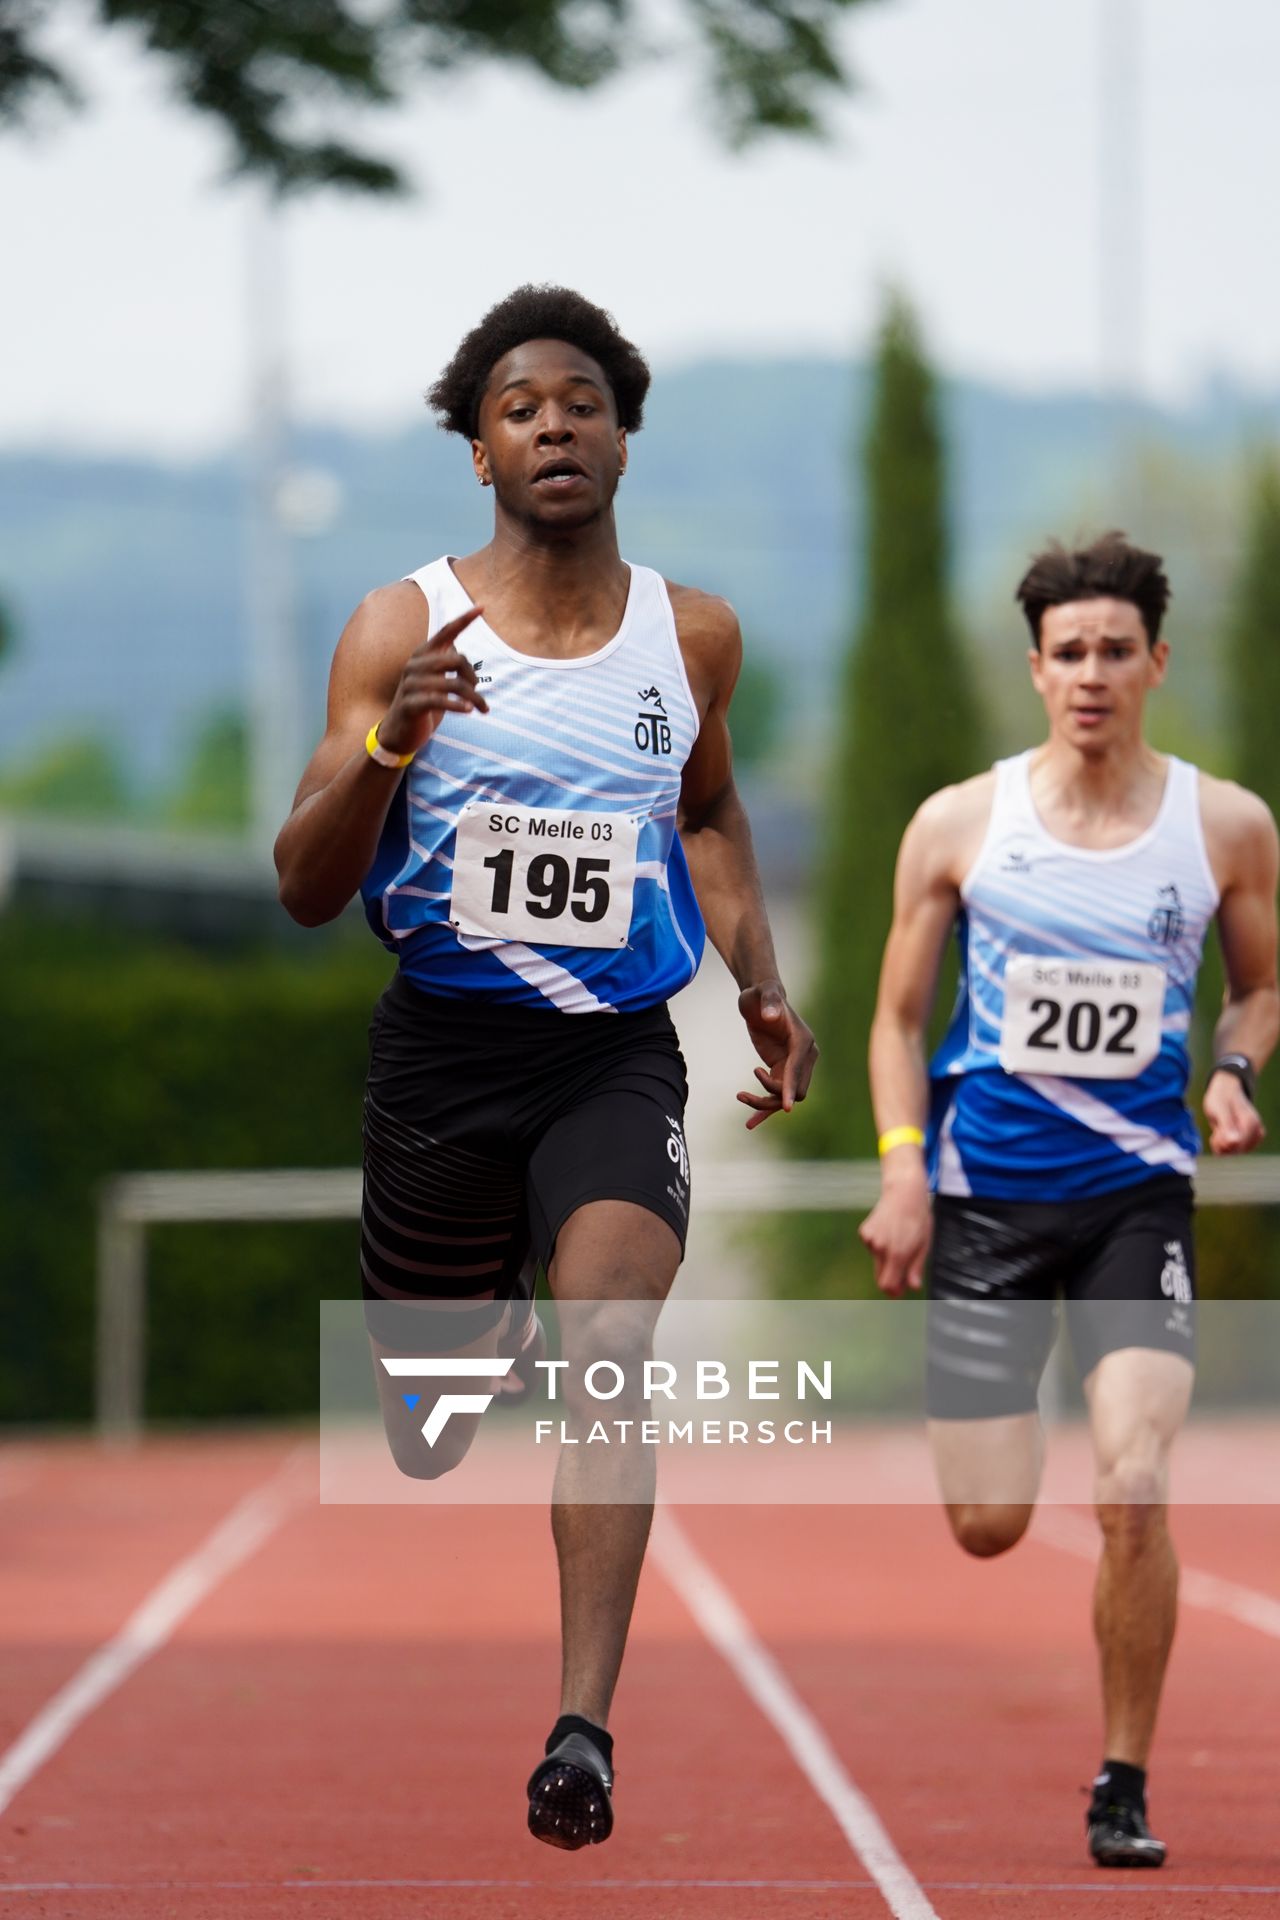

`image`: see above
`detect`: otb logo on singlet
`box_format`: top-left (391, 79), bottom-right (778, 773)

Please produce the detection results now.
top-left (635, 686), bottom-right (672, 756)
top-left (1148, 884), bottom-right (1185, 946)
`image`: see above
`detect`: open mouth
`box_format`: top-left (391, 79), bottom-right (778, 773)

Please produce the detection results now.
top-left (533, 461), bottom-right (588, 490)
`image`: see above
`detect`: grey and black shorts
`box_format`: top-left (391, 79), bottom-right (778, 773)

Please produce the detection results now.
top-left (927, 1174), bottom-right (1197, 1418)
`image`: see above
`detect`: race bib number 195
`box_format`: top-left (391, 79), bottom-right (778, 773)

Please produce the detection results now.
top-left (999, 956), bottom-right (1166, 1079)
top-left (450, 802), bottom-right (640, 949)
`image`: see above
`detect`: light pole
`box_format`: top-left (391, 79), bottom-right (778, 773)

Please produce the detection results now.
top-left (244, 193), bottom-right (304, 859)
top-left (1098, 0), bottom-right (1144, 423)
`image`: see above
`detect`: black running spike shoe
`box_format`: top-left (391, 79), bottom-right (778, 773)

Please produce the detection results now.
top-left (1086, 1793), bottom-right (1167, 1868)
top-left (527, 1729), bottom-right (614, 1850)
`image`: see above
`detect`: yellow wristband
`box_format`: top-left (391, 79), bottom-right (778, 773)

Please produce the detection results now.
top-left (365, 724), bottom-right (415, 770)
top-left (877, 1125), bottom-right (925, 1156)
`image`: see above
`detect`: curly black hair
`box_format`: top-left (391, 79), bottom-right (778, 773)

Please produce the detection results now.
top-left (428, 285), bottom-right (651, 439)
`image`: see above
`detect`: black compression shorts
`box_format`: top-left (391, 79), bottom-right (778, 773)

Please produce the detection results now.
top-left (927, 1174), bottom-right (1197, 1418)
top-left (360, 972), bottom-right (690, 1349)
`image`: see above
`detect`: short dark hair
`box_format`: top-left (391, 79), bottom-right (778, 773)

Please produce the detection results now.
top-left (1015, 532), bottom-right (1172, 647)
top-left (428, 285), bottom-right (651, 439)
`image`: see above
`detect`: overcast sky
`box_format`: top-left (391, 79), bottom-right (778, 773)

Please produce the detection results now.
top-left (4, 0), bottom-right (1279, 457)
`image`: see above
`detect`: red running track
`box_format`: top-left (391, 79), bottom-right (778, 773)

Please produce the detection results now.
top-left (0, 1432), bottom-right (1277, 1920)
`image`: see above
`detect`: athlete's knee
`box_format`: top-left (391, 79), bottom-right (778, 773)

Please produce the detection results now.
top-left (947, 1501), bottom-right (1034, 1558)
top-left (1096, 1436), bottom-right (1169, 1507)
top-left (382, 1411), bottom-right (479, 1481)
top-left (1095, 1457), bottom-right (1168, 1541)
top-left (557, 1301), bottom-right (656, 1418)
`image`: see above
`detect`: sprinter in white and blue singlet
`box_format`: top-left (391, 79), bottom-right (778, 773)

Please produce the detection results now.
top-left (275, 287), bottom-right (817, 1851)
top-left (860, 534), bottom-right (1278, 1871)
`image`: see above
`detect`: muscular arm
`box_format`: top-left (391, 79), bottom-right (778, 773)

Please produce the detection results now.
top-left (868, 801), bottom-right (964, 1141)
top-left (676, 598), bottom-right (774, 987)
top-left (1202, 779), bottom-right (1280, 1152)
top-left (860, 780), bottom-right (987, 1293)
top-left (672, 588), bottom-right (817, 1123)
top-left (274, 583), bottom-right (484, 927)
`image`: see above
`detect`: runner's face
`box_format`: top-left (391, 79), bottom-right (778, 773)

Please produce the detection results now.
top-left (1029, 598), bottom-right (1168, 750)
top-left (473, 340), bottom-right (626, 527)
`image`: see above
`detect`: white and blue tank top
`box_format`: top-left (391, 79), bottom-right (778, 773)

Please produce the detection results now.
top-left (361, 556), bottom-right (706, 1012)
top-left (929, 751), bottom-right (1219, 1201)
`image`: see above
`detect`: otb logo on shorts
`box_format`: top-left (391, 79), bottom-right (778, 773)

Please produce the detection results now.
top-left (634, 686), bottom-right (672, 756)
top-left (1159, 1239), bottom-right (1192, 1305)
top-left (665, 1114), bottom-right (690, 1185)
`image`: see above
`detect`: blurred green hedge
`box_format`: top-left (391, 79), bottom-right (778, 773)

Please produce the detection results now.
top-left (0, 912), bottom-right (389, 1424)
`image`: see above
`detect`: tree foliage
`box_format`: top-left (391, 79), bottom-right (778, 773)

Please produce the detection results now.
top-left (730, 653), bottom-right (782, 769)
top-left (797, 293), bottom-right (983, 1171)
top-left (2, 0), bottom-right (876, 195)
top-left (1225, 453), bottom-right (1280, 816)
top-left (770, 296), bottom-right (983, 1298)
top-left (166, 706), bottom-right (250, 831)
top-left (0, 730), bottom-right (132, 817)
top-left (1224, 450), bottom-right (1280, 1149)
top-left (0, 909), bottom-right (386, 1422)
top-left (1183, 451), bottom-right (1280, 1307)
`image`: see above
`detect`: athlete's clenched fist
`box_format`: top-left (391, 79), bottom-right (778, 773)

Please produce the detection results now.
top-left (860, 1173), bottom-right (932, 1296)
top-left (1203, 1066), bottom-right (1266, 1155)
top-left (376, 605), bottom-right (489, 758)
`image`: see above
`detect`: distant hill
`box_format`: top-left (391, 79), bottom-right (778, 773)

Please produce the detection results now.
top-left (2, 361), bottom-right (1277, 789)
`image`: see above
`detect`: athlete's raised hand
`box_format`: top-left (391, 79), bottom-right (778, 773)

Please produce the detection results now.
top-left (735, 982), bottom-right (818, 1129)
top-left (1203, 1070), bottom-right (1266, 1155)
top-left (860, 1172), bottom-right (932, 1296)
top-left (376, 605), bottom-right (489, 758)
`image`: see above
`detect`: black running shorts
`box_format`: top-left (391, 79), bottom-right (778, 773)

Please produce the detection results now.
top-left (360, 972), bottom-right (691, 1348)
top-left (927, 1174), bottom-right (1196, 1418)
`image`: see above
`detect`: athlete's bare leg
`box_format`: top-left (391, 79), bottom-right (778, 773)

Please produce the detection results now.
top-left (928, 1411), bottom-right (1044, 1557)
top-left (1085, 1347), bottom-right (1194, 1766)
top-left (547, 1199), bottom-right (681, 1724)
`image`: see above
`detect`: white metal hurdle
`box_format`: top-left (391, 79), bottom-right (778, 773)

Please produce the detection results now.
top-left (95, 1157), bottom-right (1280, 1441)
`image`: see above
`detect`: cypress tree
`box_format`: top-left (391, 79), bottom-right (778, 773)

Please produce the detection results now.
top-left (1226, 454), bottom-right (1280, 817)
top-left (1223, 451), bottom-right (1280, 1149)
top-left (1184, 452), bottom-right (1280, 1305)
top-left (797, 292), bottom-right (984, 1166)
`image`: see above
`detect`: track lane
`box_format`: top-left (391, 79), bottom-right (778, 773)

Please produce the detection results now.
top-left (673, 1502), bottom-right (1280, 1919)
top-left (0, 1437), bottom-right (300, 1751)
top-left (2, 1439), bottom-right (1277, 1919)
top-left (1, 1460), bottom-right (894, 1919)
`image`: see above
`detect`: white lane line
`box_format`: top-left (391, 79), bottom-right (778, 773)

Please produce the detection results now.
top-left (652, 1511), bottom-right (940, 1920)
top-left (6, 1878), bottom-right (1277, 1896)
top-left (0, 1446), bottom-right (310, 1819)
top-left (1034, 1506), bottom-right (1280, 1640)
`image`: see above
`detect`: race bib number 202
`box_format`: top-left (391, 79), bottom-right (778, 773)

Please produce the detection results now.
top-left (450, 802), bottom-right (640, 949)
top-left (999, 955), bottom-right (1166, 1080)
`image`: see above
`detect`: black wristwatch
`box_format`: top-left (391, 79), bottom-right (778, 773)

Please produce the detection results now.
top-left (1211, 1053), bottom-right (1256, 1103)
